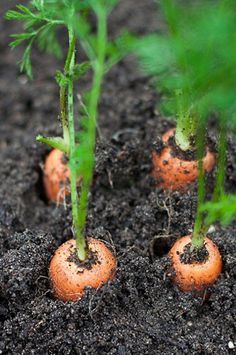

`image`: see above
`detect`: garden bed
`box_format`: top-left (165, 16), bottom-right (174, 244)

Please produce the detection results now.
top-left (0, 0), bottom-right (235, 354)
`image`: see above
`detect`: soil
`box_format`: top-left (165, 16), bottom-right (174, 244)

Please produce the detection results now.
top-left (0, 1), bottom-right (236, 354)
top-left (67, 244), bottom-right (99, 270)
top-left (168, 135), bottom-right (198, 161)
top-left (180, 243), bottom-right (209, 264)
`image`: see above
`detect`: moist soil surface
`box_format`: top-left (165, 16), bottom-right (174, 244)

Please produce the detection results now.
top-left (0, 1), bottom-right (236, 354)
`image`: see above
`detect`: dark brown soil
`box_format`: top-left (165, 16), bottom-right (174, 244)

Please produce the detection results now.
top-left (67, 245), bottom-right (100, 271)
top-left (180, 243), bottom-right (209, 264)
top-left (0, 1), bottom-right (236, 354)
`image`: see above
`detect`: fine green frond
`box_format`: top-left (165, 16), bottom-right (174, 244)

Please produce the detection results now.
top-left (133, 34), bottom-right (175, 77)
top-left (9, 32), bottom-right (36, 48)
top-left (201, 195), bottom-right (236, 226)
top-left (6, 5), bottom-right (35, 21)
top-left (6, 1), bottom-right (66, 77)
top-left (55, 62), bottom-right (91, 88)
top-left (19, 40), bottom-right (34, 79)
top-left (36, 22), bottom-right (62, 58)
top-left (134, 0), bottom-right (236, 123)
top-left (73, 62), bottom-right (91, 80)
top-left (31, 0), bottom-right (44, 12)
top-left (105, 30), bottom-right (136, 71)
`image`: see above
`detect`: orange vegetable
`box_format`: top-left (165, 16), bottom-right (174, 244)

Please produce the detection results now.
top-left (168, 235), bottom-right (222, 292)
top-left (49, 238), bottom-right (117, 301)
top-left (152, 129), bottom-right (215, 191)
top-left (44, 149), bottom-right (70, 203)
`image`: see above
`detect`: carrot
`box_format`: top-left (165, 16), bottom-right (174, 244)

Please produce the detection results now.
top-left (49, 238), bottom-right (117, 301)
top-left (168, 235), bottom-right (222, 292)
top-left (44, 149), bottom-right (70, 203)
top-left (152, 129), bottom-right (215, 191)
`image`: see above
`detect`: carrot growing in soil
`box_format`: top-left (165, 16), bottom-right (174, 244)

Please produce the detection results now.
top-left (134, 0), bottom-right (235, 292)
top-left (7, 0), bottom-right (129, 204)
top-left (133, 1), bottom-right (235, 191)
top-left (169, 115), bottom-right (234, 292)
top-left (6, 1), bottom-right (88, 203)
top-left (168, 121), bottom-right (224, 293)
top-left (7, 0), bottom-right (130, 301)
top-left (49, 3), bottom-right (118, 301)
top-left (166, 1), bottom-right (236, 293)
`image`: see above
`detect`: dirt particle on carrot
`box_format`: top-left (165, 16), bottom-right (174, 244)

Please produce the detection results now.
top-left (168, 235), bottom-right (222, 292)
top-left (49, 238), bottom-right (117, 302)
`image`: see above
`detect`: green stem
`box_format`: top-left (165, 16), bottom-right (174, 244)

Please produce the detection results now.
top-left (161, 0), bottom-right (178, 35)
top-left (174, 90), bottom-right (198, 151)
top-left (67, 26), bottom-right (87, 261)
top-left (192, 120), bottom-right (207, 249)
top-left (88, 12), bottom-right (106, 125)
top-left (175, 114), bottom-right (198, 151)
top-left (60, 85), bottom-right (69, 144)
top-left (162, 0), bottom-right (196, 152)
top-left (75, 9), bottom-right (107, 253)
top-left (65, 35), bottom-right (76, 73)
top-left (212, 119), bottom-right (227, 202)
top-left (60, 34), bottom-right (76, 146)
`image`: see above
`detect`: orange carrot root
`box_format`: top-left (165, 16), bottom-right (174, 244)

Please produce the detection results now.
top-left (152, 129), bottom-right (215, 191)
top-left (44, 149), bottom-right (70, 203)
top-left (169, 235), bottom-right (222, 292)
top-left (49, 238), bottom-right (117, 302)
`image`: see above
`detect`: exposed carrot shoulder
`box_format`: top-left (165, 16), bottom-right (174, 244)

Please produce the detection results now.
top-left (44, 149), bottom-right (70, 203)
top-left (152, 129), bottom-right (215, 191)
top-left (49, 238), bottom-right (117, 301)
top-left (168, 235), bottom-right (222, 292)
